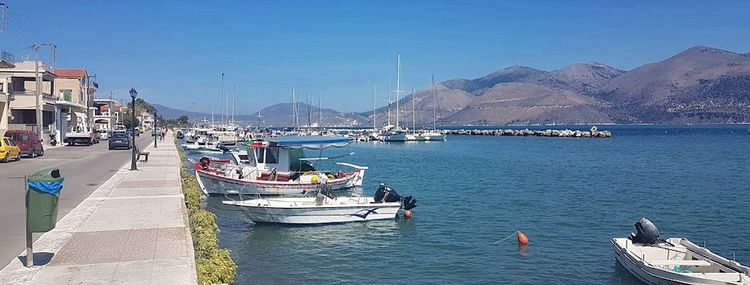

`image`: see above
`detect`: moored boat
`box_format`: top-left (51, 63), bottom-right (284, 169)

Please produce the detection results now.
top-left (195, 136), bottom-right (367, 196)
top-left (222, 183), bottom-right (417, 224)
top-left (613, 218), bottom-right (750, 285)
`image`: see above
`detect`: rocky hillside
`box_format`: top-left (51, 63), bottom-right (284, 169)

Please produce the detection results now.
top-left (159, 46), bottom-right (750, 126)
top-left (599, 46), bottom-right (750, 123)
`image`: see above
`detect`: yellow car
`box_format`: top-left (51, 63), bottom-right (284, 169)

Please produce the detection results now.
top-left (0, 137), bottom-right (21, 163)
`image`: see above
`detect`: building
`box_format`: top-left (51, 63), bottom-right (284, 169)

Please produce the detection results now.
top-left (0, 60), bottom-right (15, 136)
top-left (93, 98), bottom-right (120, 133)
top-left (0, 61), bottom-right (57, 138)
top-left (0, 62), bottom-right (99, 142)
top-left (53, 68), bottom-right (97, 140)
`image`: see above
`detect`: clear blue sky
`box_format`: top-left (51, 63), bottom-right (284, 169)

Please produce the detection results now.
top-left (1, 0), bottom-right (748, 113)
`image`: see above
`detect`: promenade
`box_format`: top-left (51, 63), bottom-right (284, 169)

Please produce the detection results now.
top-left (0, 135), bottom-right (197, 284)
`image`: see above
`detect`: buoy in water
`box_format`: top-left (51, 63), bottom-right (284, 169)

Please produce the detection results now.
top-left (403, 210), bottom-right (413, 219)
top-left (517, 231), bottom-right (529, 245)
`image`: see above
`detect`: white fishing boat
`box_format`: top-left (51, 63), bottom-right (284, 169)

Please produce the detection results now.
top-left (195, 136), bottom-right (367, 196)
top-left (416, 130), bottom-right (446, 141)
top-left (222, 183), bottom-right (417, 224)
top-left (613, 218), bottom-right (750, 285)
top-left (182, 138), bottom-right (224, 152)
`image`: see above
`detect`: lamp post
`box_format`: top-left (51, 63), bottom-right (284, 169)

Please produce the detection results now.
top-left (129, 88), bottom-right (138, 171)
top-left (153, 110), bottom-right (158, 148)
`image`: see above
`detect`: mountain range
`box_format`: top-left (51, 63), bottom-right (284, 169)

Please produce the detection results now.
top-left (155, 46), bottom-right (750, 126)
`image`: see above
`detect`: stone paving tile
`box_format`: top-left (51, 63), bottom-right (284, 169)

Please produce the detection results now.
top-left (50, 227), bottom-right (187, 267)
top-left (116, 179), bottom-right (180, 189)
top-left (76, 197), bottom-right (185, 232)
top-left (109, 186), bottom-right (181, 197)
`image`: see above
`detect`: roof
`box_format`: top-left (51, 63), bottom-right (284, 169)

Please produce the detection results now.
top-left (249, 136), bottom-right (352, 149)
top-left (54, 68), bottom-right (87, 78)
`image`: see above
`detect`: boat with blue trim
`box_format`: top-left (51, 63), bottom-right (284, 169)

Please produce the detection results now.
top-left (195, 136), bottom-right (367, 196)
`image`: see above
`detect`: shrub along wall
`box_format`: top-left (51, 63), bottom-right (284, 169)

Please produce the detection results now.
top-left (177, 141), bottom-right (236, 284)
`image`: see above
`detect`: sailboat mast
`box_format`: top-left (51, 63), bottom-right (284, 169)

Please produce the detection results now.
top-left (432, 74), bottom-right (437, 130)
top-left (292, 88), bottom-right (296, 130)
top-left (232, 84), bottom-right (237, 124)
top-left (221, 73), bottom-right (225, 126)
top-left (395, 54), bottom-right (401, 129)
top-left (373, 84), bottom-right (376, 131)
top-left (387, 74), bottom-right (391, 126)
top-left (412, 85), bottom-right (415, 131)
top-left (318, 96), bottom-right (321, 130)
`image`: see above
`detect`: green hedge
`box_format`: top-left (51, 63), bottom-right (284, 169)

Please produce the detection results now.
top-left (177, 140), bottom-right (237, 285)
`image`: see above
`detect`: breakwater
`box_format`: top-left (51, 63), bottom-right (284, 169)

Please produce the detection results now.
top-left (444, 127), bottom-right (612, 138)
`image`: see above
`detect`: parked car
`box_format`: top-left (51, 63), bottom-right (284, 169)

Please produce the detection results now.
top-left (4, 130), bottom-right (44, 158)
top-left (108, 131), bottom-right (132, 150)
top-left (0, 137), bottom-right (21, 163)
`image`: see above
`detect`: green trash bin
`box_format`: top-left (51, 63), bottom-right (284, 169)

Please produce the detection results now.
top-left (25, 168), bottom-right (64, 233)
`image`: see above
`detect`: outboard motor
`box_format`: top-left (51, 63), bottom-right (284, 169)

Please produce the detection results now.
top-left (373, 183), bottom-right (417, 210)
top-left (629, 218), bottom-right (660, 245)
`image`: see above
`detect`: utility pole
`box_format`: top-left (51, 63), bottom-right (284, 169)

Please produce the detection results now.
top-left (32, 43), bottom-right (56, 139)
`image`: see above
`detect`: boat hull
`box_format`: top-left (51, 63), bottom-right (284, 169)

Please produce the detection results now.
top-left (612, 238), bottom-right (750, 285)
top-left (196, 169), bottom-right (363, 196)
top-left (224, 198), bottom-right (401, 224)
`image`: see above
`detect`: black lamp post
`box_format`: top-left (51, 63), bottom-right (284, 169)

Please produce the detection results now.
top-left (153, 110), bottom-right (158, 148)
top-left (129, 88), bottom-right (138, 171)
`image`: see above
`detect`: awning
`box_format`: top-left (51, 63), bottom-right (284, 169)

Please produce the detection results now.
top-left (73, 112), bottom-right (87, 119)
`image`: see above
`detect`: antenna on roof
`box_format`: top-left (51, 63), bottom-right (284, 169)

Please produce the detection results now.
top-left (0, 3), bottom-right (8, 33)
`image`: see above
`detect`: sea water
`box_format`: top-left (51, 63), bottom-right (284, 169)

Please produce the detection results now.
top-left (189, 125), bottom-right (750, 284)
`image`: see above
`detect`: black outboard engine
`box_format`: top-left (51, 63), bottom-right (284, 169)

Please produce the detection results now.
top-left (373, 183), bottom-right (417, 210)
top-left (218, 145), bottom-right (230, 153)
top-left (629, 218), bottom-right (660, 245)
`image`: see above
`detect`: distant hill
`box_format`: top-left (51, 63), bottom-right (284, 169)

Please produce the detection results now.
top-left (599, 46), bottom-right (750, 123)
top-left (247, 103), bottom-right (367, 128)
top-left (158, 45), bottom-right (750, 126)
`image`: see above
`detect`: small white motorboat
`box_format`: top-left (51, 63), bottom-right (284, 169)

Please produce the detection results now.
top-left (613, 218), bottom-right (750, 285)
top-left (222, 183), bottom-right (417, 225)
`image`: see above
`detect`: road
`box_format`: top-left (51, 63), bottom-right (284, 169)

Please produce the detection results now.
top-left (0, 134), bottom-right (155, 268)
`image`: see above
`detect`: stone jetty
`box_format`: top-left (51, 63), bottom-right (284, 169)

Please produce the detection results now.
top-left (443, 126), bottom-right (612, 138)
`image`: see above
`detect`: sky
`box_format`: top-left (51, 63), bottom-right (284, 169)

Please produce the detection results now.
top-left (1, 0), bottom-right (749, 113)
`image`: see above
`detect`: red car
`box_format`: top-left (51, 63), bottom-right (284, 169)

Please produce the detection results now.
top-left (4, 130), bottom-right (44, 158)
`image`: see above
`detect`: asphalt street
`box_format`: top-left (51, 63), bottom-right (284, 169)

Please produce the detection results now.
top-left (0, 134), bottom-right (154, 268)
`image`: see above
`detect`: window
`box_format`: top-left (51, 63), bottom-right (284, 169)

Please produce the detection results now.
top-left (265, 148), bottom-right (279, 164)
top-left (19, 133), bottom-right (29, 141)
top-left (6, 138), bottom-right (16, 146)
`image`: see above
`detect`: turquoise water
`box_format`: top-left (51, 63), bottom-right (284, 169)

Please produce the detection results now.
top-left (194, 125), bottom-right (750, 284)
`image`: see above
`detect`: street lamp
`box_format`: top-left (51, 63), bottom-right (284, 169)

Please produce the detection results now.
top-left (153, 110), bottom-right (158, 148)
top-left (129, 88), bottom-right (138, 171)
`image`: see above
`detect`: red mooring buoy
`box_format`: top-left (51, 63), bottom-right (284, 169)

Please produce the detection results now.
top-left (403, 210), bottom-right (413, 219)
top-left (517, 231), bottom-right (529, 245)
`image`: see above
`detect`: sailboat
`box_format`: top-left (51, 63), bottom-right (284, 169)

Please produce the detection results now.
top-left (383, 54), bottom-right (417, 142)
top-left (416, 75), bottom-right (446, 141)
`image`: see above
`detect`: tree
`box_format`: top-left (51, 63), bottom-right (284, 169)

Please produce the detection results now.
top-left (122, 111), bottom-right (141, 129)
top-left (177, 115), bottom-right (189, 125)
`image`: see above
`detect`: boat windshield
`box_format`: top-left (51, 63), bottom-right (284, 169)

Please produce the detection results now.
top-left (255, 147), bottom-right (279, 164)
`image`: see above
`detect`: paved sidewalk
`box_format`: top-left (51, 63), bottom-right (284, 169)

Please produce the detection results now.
top-left (0, 136), bottom-right (197, 284)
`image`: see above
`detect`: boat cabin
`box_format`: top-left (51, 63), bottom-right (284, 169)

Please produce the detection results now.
top-left (246, 136), bottom-right (353, 180)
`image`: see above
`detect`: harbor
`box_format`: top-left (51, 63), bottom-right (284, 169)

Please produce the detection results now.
top-left (2, 1), bottom-right (750, 284)
top-left (183, 124), bottom-right (749, 284)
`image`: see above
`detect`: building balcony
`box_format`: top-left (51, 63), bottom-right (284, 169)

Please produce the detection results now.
top-left (12, 90), bottom-right (55, 99)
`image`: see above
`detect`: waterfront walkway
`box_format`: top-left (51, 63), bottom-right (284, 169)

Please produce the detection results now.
top-left (0, 136), bottom-right (197, 284)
